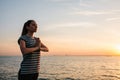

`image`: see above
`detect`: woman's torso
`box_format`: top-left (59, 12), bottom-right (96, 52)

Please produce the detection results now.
top-left (18, 35), bottom-right (40, 74)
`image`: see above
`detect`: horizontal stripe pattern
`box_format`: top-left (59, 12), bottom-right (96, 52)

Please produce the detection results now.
top-left (18, 35), bottom-right (40, 74)
top-left (20, 52), bottom-right (40, 74)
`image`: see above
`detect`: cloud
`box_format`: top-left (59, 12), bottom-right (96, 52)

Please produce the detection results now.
top-left (45, 0), bottom-right (71, 2)
top-left (72, 11), bottom-right (108, 16)
top-left (43, 22), bottom-right (96, 30)
top-left (70, 10), bottom-right (120, 16)
top-left (79, 0), bottom-right (92, 7)
top-left (79, 0), bottom-right (119, 8)
top-left (55, 22), bottom-right (96, 28)
top-left (106, 17), bottom-right (120, 22)
top-left (79, 3), bottom-right (91, 7)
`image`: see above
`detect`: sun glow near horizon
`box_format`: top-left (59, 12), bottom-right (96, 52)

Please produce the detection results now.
top-left (113, 45), bottom-right (120, 55)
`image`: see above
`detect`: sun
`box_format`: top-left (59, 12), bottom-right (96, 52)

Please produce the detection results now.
top-left (114, 45), bottom-right (120, 55)
top-left (115, 45), bottom-right (120, 51)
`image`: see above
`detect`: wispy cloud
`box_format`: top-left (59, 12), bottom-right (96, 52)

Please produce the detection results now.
top-left (54, 22), bottom-right (96, 28)
top-left (79, 0), bottom-right (92, 7)
top-left (45, 0), bottom-right (71, 2)
top-left (79, 3), bottom-right (91, 7)
top-left (79, 0), bottom-right (118, 8)
top-left (71, 10), bottom-right (120, 16)
top-left (43, 22), bottom-right (96, 30)
top-left (106, 17), bottom-right (120, 22)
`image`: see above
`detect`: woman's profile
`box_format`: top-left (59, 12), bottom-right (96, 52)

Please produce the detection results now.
top-left (18, 20), bottom-right (49, 80)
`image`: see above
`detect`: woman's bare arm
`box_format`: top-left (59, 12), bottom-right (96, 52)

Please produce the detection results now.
top-left (19, 40), bottom-right (40, 54)
top-left (40, 43), bottom-right (49, 52)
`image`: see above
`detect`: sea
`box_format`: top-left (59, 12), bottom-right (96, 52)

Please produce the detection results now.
top-left (0, 55), bottom-right (120, 80)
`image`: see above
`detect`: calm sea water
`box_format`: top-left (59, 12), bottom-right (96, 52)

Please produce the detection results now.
top-left (0, 55), bottom-right (120, 80)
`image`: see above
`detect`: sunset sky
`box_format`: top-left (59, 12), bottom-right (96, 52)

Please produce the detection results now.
top-left (0, 0), bottom-right (120, 56)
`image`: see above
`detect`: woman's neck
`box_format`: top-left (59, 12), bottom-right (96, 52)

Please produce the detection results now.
top-left (26, 32), bottom-right (34, 38)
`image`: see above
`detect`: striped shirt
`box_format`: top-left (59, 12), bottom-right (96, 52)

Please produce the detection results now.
top-left (18, 35), bottom-right (40, 74)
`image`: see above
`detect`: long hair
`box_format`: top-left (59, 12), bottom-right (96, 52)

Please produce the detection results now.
top-left (21, 20), bottom-right (34, 36)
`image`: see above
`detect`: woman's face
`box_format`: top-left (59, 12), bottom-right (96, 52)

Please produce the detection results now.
top-left (27, 21), bottom-right (38, 33)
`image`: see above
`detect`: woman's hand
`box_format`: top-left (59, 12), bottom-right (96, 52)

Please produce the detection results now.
top-left (34, 37), bottom-right (41, 48)
top-left (34, 38), bottom-right (49, 52)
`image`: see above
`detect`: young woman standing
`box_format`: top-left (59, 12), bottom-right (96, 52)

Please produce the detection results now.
top-left (18, 20), bottom-right (48, 80)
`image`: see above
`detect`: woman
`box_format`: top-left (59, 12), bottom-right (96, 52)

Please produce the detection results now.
top-left (18, 20), bottom-right (49, 80)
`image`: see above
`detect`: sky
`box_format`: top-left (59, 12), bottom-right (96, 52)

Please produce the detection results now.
top-left (0, 0), bottom-right (120, 56)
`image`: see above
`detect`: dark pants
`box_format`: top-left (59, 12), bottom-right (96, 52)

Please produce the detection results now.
top-left (18, 71), bottom-right (39, 80)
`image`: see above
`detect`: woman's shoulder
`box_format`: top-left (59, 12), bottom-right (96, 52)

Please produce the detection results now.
top-left (19, 35), bottom-right (28, 40)
top-left (18, 35), bottom-right (28, 44)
